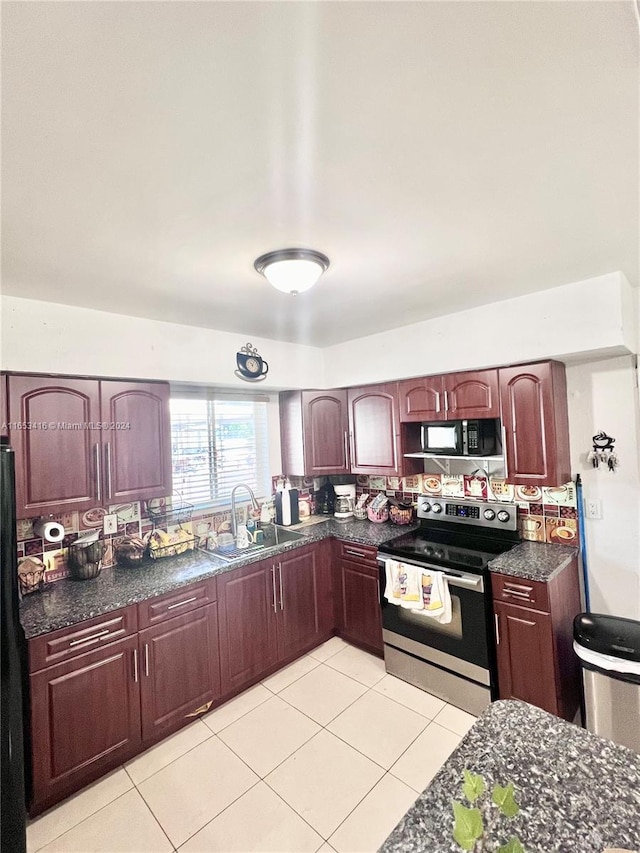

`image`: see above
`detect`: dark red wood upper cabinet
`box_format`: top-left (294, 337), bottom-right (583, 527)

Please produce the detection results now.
top-left (444, 369), bottom-right (500, 419)
top-left (100, 381), bottom-right (172, 504)
top-left (139, 603), bottom-right (221, 743)
top-left (398, 370), bottom-right (499, 423)
top-left (217, 558), bottom-right (279, 696)
top-left (277, 542), bottom-right (332, 659)
top-left (280, 390), bottom-right (350, 477)
top-left (29, 634), bottom-right (142, 815)
top-left (348, 383), bottom-right (401, 476)
top-left (9, 375), bottom-right (100, 517)
top-left (499, 361), bottom-right (571, 486)
top-left (397, 377), bottom-right (444, 422)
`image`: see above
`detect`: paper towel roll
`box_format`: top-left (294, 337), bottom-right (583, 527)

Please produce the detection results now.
top-left (33, 519), bottom-right (65, 543)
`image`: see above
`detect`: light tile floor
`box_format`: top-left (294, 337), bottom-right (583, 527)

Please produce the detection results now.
top-left (27, 638), bottom-right (476, 853)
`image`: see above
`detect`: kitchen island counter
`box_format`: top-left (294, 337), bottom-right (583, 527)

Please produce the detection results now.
top-left (20, 517), bottom-right (417, 639)
top-left (380, 699), bottom-right (640, 853)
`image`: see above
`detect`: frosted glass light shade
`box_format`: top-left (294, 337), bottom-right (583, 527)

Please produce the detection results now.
top-left (254, 249), bottom-right (330, 296)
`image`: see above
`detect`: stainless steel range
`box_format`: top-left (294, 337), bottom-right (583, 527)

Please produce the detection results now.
top-left (377, 497), bottom-right (519, 715)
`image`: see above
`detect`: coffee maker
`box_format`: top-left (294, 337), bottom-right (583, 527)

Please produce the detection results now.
top-left (334, 484), bottom-right (356, 520)
top-left (315, 481), bottom-right (336, 515)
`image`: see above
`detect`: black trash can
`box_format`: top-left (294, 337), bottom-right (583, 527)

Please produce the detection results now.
top-left (573, 612), bottom-right (640, 752)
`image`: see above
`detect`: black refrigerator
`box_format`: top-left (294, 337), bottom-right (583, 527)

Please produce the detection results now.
top-left (1, 437), bottom-right (27, 853)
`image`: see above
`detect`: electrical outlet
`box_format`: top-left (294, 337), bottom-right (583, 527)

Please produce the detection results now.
top-left (103, 513), bottom-right (118, 535)
top-left (585, 499), bottom-right (602, 520)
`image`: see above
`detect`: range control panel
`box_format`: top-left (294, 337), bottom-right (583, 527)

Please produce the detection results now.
top-left (417, 497), bottom-right (517, 532)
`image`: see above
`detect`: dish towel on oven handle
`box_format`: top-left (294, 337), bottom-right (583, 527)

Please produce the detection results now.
top-left (384, 559), bottom-right (423, 609)
top-left (418, 570), bottom-right (452, 624)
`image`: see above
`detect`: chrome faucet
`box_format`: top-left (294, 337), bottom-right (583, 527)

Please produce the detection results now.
top-left (230, 483), bottom-right (260, 538)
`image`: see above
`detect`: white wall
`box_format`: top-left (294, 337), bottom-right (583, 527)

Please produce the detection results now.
top-left (323, 272), bottom-right (634, 388)
top-left (566, 355), bottom-right (640, 620)
top-left (0, 296), bottom-right (325, 390)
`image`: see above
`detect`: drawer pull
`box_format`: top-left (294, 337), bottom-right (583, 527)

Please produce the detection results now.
top-left (345, 548), bottom-right (367, 558)
top-left (69, 629), bottom-right (110, 647)
top-left (504, 588), bottom-right (531, 599)
top-left (185, 700), bottom-right (213, 718)
top-left (166, 596), bottom-right (198, 611)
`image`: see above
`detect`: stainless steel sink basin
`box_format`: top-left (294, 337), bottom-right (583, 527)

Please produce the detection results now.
top-left (207, 524), bottom-right (306, 562)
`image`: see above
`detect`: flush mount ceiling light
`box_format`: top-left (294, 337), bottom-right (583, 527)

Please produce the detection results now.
top-left (254, 248), bottom-right (330, 296)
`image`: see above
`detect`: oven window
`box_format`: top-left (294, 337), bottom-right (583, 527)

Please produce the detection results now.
top-left (397, 595), bottom-right (462, 640)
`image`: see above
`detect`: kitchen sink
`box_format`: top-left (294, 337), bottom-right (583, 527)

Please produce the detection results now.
top-left (208, 524), bottom-right (306, 562)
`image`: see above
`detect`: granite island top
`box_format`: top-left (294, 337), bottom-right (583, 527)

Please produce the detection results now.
top-left (380, 700), bottom-right (640, 853)
top-left (488, 540), bottom-right (578, 582)
top-left (19, 516), bottom-right (419, 639)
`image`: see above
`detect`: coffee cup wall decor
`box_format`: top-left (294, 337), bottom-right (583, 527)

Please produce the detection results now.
top-left (235, 343), bottom-right (269, 382)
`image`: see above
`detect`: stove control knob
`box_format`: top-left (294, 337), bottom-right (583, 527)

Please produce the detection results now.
top-left (431, 502), bottom-right (443, 514)
top-left (425, 546), bottom-right (434, 556)
top-left (435, 548), bottom-right (445, 559)
top-left (420, 501), bottom-right (431, 513)
top-left (483, 509), bottom-right (496, 521)
top-left (497, 510), bottom-right (511, 523)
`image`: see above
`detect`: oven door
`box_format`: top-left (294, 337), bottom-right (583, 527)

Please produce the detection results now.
top-left (378, 556), bottom-right (490, 685)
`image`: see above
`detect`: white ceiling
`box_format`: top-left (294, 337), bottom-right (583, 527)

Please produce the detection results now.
top-left (2, 1), bottom-right (638, 347)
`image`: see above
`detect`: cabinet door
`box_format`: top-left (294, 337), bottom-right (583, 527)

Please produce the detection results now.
top-left (337, 559), bottom-right (384, 656)
top-left (302, 390), bottom-right (350, 475)
top-left (494, 601), bottom-right (558, 715)
top-left (277, 542), bottom-right (333, 659)
top-left (139, 604), bottom-right (221, 743)
top-left (9, 375), bottom-right (100, 517)
top-left (444, 369), bottom-right (499, 419)
top-left (100, 381), bottom-right (172, 504)
top-left (397, 377), bottom-right (444, 423)
top-left (348, 383), bottom-right (400, 475)
top-left (29, 635), bottom-right (141, 815)
top-left (217, 559), bottom-right (279, 695)
top-left (499, 361), bottom-right (571, 486)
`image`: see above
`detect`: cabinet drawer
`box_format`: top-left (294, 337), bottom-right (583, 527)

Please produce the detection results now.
top-left (491, 573), bottom-right (549, 612)
top-left (336, 540), bottom-right (377, 567)
top-left (29, 606), bottom-right (138, 673)
top-left (138, 578), bottom-right (217, 628)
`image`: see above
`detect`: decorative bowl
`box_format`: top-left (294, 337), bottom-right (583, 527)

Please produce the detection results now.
top-left (367, 506), bottom-right (389, 523)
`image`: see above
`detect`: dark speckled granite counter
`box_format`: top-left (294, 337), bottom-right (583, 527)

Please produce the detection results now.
top-left (20, 517), bottom-right (418, 639)
top-left (488, 541), bottom-right (578, 582)
top-left (380, 700), bottom-right (640, 853)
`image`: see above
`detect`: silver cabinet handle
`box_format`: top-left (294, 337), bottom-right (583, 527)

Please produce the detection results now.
top-left (494, 613), bottom-right (500, 645)
top-left (349, 432), bottom-right (356, 467)
top-left (501, 424), bottom-right (509, 478)
top-left (144, 643), bottom-right (150, 677)
top-left (69, 628), bottom-right (110, 647)
top-left (278, 562), bottom-right (284, 611)
top-left (105, 443), bottom-right (113, 500)
top-left (343, 431), bottom-right (349, 467)
top-left (443, 390), bottom-right (449, 413)
top-left (94, 443), bottom-right (102, 502)
top-left (133, 648), bottom-right (139, 682)
top-left (271, 565), bottom-right (277, 613)
top-left (345, 547), bottom-right (367, 558)
top-left (167, 596), bottom-right (198, 611)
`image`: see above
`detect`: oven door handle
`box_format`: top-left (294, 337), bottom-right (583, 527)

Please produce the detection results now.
top-left (377, 558), bottom-right (484, 591)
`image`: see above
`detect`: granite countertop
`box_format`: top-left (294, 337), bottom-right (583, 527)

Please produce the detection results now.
top-left (488, 541), bottom-right (578, 582)
top-left (381, 700), bottom-right (640, 853)
top-left (20, 517), bottom-right (418, 639)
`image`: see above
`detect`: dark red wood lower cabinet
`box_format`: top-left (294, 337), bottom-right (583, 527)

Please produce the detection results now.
top-left (139, 604), bottom-right (221, 743)
top-left (277, 542), bottom-right (333, 660)
top-left (29, 635), bottom-right (142, 815)
top-left (494, 602), bottom-right (558, 714)
top-left (337, 559), bottom-right (384, 656)
top-left (217, 558), bottom-right (280, 695)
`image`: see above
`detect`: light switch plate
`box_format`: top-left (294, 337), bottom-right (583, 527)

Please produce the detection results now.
top-left (103, 514), bottom-right (118, 535)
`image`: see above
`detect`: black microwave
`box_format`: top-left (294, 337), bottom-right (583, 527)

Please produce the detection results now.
top-left (420, 419), bottom-right (500, 457)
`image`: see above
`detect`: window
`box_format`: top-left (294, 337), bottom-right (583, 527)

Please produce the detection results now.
top-left (170, 394), bottom-right (270, 507)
